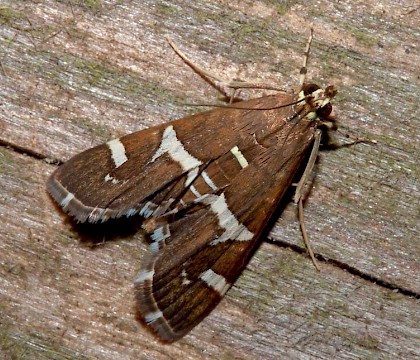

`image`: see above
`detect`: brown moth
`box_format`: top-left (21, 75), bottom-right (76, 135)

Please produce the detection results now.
top-left (47, 30), bottom-right (349, 342)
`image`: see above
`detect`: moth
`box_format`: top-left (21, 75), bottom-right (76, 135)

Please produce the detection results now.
top-left (47, 30), bottom-right (353, 342)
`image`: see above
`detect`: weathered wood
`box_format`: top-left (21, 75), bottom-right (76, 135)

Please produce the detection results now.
top-left (1, 0), bottom-right (418, 359)
top-left (1, 148), bottom-right (419, 359)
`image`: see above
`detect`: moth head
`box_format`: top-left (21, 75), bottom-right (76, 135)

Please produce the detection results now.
top-left (298, 83), bottom-right (337, 128)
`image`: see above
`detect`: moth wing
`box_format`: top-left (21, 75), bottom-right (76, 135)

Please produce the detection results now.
top-left (47, 93), bottom-right (298, 223)
top-left (134, 115), bottom-right (316, 341)
top-left (135, 201), bottom-right (256, 342)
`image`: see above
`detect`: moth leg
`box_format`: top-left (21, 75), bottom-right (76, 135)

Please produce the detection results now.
top-left (299, 28), bottom-right (314, 89)
top-left (294, 129), bottom-right (322, 271)
top-left (322, 127), bottom-right (377, 148)
top-left (165, 36), bottom-right (288, 102)
top-left (318, 116), bottom-right (376, 148)
top-left (336, 129), bottom-right (377, 146)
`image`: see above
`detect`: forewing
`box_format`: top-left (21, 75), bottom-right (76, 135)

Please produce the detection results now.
top-left (134, 105), bottom-right (316, 341)
top-left (47, 93), bottom-right (299, 223)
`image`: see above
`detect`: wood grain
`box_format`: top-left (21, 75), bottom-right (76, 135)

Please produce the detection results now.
top-left (1, 0), bottom-right (418, 359)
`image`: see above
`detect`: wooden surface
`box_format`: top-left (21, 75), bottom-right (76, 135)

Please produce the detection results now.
top-left (1, 1), bottom-right (419, 359)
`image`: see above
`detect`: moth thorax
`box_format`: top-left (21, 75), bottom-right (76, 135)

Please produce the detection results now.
top-left (299, 83), bottom-right (337, 121)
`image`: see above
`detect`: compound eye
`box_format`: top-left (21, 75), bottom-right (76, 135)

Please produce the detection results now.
top-left (302, 83), bottom-right (320, 95)
top-left (317, 103), bottom-right (332, 118)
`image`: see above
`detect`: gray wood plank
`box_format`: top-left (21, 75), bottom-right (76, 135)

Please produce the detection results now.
top-left (1, 148), bottom-right (418, 359)
top-left (0, 0), bottom-right (418, 358)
